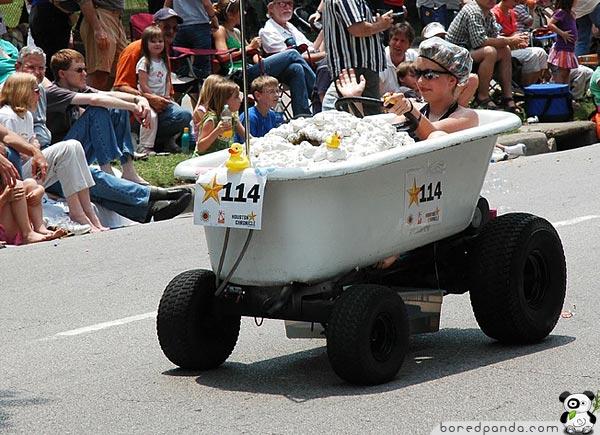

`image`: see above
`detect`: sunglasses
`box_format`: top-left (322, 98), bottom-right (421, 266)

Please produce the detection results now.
top-left (70, 67), bottom-right (87, 74)
top-left (275, 1), bottom-right (294, 8)
top-left (413, 68), bottom-right (453, 80)
top-left (33, 88), bottom-right (40, 94)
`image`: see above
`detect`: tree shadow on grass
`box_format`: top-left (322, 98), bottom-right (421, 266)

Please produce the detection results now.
top-left (162, 328), bottom-right (575, 403)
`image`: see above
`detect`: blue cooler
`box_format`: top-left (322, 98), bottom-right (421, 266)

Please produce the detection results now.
top-left (523, 83), bottom-right (572, 122)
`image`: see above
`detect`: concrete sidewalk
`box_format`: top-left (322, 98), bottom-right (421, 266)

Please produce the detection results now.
top-left (497, 120), bottom-right (597, 155)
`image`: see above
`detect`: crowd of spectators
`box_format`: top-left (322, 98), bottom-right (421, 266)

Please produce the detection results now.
top-left (1, 0), bottom-right (600, 246)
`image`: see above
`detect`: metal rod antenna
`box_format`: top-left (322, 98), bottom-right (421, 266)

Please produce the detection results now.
top-left (238, 0), bottom-right (251, 158)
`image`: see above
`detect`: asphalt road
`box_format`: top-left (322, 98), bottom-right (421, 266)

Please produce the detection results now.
top-left (2, 144), bottom-right (600, 434)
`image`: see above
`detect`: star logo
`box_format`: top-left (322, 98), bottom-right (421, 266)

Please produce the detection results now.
top-left (247, 211), bottom-right (257, 222)
top-left (407, 178), bottom-right (421, 207)
top-left (200, 174), bottom-right (224, 203)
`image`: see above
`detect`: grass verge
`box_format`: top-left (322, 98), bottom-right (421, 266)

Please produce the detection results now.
top-left (133, 153), bottom-right (193, 187)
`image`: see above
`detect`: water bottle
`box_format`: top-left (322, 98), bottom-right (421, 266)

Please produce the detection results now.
top-left (181, 127), bottom-right (190, 153)
top-left (274, 98), bottom-right (285, 127)
top-left (221, 104), bottom-right (233, 139)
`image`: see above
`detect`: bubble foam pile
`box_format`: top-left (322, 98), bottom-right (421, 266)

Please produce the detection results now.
top-left (249, 110), bottom-right (415, 169)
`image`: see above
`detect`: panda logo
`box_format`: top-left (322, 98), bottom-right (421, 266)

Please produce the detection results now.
top-left (559, 391), bottom-right (597, 434)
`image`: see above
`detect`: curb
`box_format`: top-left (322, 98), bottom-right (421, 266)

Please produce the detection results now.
top-left (497, 121), bottom-right (597, 155)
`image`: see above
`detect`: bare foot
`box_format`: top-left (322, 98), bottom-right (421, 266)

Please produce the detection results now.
top-left (34, 225), bottom-right (54, 235)
top-left (86, 214), bottom-right (110, 232)
top-left (22, 231), bottom-right (52, 244)
top-left (44, 228), bottom-right (68, 240)
top-left (69, 212), bottom-right (93, 227)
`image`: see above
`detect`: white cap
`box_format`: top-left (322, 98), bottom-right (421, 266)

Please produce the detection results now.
top-left (421, 22), bottom-right (447, 39)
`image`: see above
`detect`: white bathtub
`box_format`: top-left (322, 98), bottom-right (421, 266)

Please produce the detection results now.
top-left (182, 110), bottom-right (521, 286)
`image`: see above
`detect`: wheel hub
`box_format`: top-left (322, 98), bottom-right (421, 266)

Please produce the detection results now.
top-left (523, 249), bottom-right (549, 310)
top-left (370, 312), bottom-right (397, 362)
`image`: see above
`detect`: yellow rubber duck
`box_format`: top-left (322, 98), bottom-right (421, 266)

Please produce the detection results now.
top-left (225, 143), bottom-right (250, 171)
top-left (325, 132), bottom-right (342, 149)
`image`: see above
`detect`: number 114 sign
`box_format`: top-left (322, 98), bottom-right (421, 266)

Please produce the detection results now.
top-left (194, 168), bottom-right (267, 230)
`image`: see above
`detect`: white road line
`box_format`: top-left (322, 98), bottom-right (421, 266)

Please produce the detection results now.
top-left (40, 215), bottom-right (600, 340)
top-left (552, 215), bottom-right (600, 228)
top-left (53, 311), bottom-right (157, 337)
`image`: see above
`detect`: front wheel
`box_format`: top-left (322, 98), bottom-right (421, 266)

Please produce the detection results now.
top-left (157, 269), bottom-right (241, 369)
top-left (326, 285), bottom-right (409, 385)
top-left (469, 213), bottom-right (566, 343)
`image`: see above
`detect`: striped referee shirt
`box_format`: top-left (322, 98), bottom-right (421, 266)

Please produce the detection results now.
top-left (323, 0), bottom-right (386, 77)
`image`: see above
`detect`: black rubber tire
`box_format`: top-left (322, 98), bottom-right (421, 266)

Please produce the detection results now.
top-left (157, 269), bottom-right (241, 369)
top-left (469, 213), bottom-right (566, 343)
top-left (327, 285), bottom-right (410, 385)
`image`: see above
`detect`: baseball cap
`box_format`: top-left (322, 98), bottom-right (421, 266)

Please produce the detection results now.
top-left (153, 7), bottom-right (183, 24)
top-left (421, 22), bottom-right (447, 39)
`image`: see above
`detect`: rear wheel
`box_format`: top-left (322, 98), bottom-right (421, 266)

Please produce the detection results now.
top-left (469, 213), bottom-right (566, 343)
top-left (327, 285), bottom-right (409, 385)
top-left (157, 269), bottom-right (241, 369)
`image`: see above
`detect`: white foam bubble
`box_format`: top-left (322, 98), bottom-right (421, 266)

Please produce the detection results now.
top-left (250, 111), bottom-right (415, 169)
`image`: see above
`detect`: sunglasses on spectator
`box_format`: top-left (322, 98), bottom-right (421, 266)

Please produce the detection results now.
top-left (414, 68), bottom-right (453, 80)
top-left (275, 1), bottom-right (294, 8)
top-left (70, 67), bottom-right (87, 74)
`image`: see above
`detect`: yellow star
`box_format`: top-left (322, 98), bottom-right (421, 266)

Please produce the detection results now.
top-left (200, 174), bottom-right (224, 204)
top-left (247, 211), bottom-right (257, 222)
top-left (407, 178), bottom-right (421, 207)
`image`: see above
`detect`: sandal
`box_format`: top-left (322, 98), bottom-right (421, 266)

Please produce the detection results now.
top-left (500, 96), bottom-right (518, 113)
top-left (474, 96), bottom-right (498, 110)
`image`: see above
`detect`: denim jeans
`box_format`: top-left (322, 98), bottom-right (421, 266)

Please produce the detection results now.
top-left (575, 3), bottom-right (600, 56)
top-left (64, 107), bottom-right (135, 166)
top-left (156, 103), bottom-right (193, 145)
top-left (173, 23), bottom-right (212, 79)
top-left (5, 146), bottom-right (22, 177)
top-left (248, 50), bottom-right (316, 116)
top-left (88, 167), bottom-right (151, 223)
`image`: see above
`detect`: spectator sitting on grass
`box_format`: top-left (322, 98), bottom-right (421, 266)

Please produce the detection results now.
top-left (16, 46), bottom-right (193, 225)
top-left (235, 75), bottom-right (284, 143)
top-left (46, 49), bottom-right (151, 185)
top-left (446, 0), bottom-right (528, 111)
top-left (0, 72), bottom-right (108, 232)
top-left (0, 175), bottom-right (64, 245)
top-left (112, 8), bottom-right (192, 153)
top-left (492, 0), bottom-right (549, 86)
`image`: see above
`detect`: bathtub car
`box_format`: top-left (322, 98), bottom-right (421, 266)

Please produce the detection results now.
top-left (158, 110), bottom-right (566, 385)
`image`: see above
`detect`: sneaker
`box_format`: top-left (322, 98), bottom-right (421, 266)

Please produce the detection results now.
top-left (504, 143), bottom-right (527, 157)
top-left (142, 147), bottom-right (156, 157)
top-left (55, 219), bottom-right (92, 236)
top-left (146, 193), bottom-right (192, 223)
top-left (133, 151), bottom-right (148, 161)
top-left (491, 146), bottom-right (508, 163)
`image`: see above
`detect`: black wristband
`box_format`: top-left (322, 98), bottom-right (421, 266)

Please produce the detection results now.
top-left (403, 100), bottom-right (422, 124)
